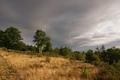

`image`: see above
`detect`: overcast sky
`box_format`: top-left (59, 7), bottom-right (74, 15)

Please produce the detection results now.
top-left (1, 0), bottom-right (120, 50)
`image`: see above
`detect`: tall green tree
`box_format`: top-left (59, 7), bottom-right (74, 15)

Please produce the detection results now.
top-left (4, 27), bottom-right (22, 49)
top-left (33, 30), bottom-right (51, 53)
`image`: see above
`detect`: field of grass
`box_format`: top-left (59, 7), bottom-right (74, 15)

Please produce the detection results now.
top-left (0, 49), bottom-right (98, 80)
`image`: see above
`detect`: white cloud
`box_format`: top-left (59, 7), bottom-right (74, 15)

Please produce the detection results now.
top-left (73, 15), bottom-right (120, 46)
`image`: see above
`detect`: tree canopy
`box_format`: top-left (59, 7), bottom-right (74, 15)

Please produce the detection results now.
top-left (0, 27), bottom-right (22, 49)
top-left (33, 30), bottom-right (52, 53)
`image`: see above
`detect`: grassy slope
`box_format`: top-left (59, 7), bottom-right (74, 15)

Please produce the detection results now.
top-left (0, 50), bottom-right (98, 80)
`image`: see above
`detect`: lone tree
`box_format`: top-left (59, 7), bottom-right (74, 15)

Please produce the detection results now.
top-left (33, 30), bottom-right (51, 53)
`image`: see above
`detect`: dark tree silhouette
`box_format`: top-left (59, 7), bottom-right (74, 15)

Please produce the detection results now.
top-left (33, 30), bottom-right (51, 53)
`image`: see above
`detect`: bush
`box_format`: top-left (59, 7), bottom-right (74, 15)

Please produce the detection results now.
top-left (82, 66), bottom-right (90, 78)
top-left (96, 62), bottom-right (120, 80)
top-left (70, 51), bottom-right (85, 61)
top-left (59, 47), bottom-right (72, 56)
top-left (85, 50), bottom-right (100, 65)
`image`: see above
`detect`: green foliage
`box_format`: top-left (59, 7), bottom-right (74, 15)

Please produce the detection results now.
top-left (70, 51), bottom-right (85, 61)
top-left (95, 46), bottom-right (120, 65)
top-left (52, 48), bottom-right (60, 54)
top-left (59, 47), bottom-right (72, 56)
top-left (0, 27), bottom-right (22, 50)
top-left (26, 45), bottom-right (37, 52)
top-left (104, 48), bottom-right (120, 64)
top-left (0, 30), bottom-right (5, 47)
top-left (96, 62), bottom-right (120, 80)
top-left (85, 49), bottom-right (100, 64)
top-left (0, 27), bottom-right (37, 52)
top-left (85, 46), bottom-right (120, 79)
top-left (33, 30), bottom-right (51, 53)
top-left (113, 61), bottom-right (120, 71)
top-left (82, 66), bottom-right (90, 78)
top-left (14, 41), bottom-right (27, 51)
top-left (43, 42), bottom-right (52, 52)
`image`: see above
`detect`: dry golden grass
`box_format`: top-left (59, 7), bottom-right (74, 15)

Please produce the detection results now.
top-left (0, 49), bottom-right (98, 80)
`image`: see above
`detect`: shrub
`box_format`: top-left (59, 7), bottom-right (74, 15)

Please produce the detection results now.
top-left (59, 47), bottom-right (72, 56)
top-left (85, 50), bottom-right (100, 65)
top-left (70, 51), bottom-right (85, 61)
top-left (82, 66), bottom-right (90, 78)
top-left (96, 62), bottom-right (120, 80)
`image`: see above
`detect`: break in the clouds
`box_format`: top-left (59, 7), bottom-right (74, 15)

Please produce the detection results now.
top-left (1, 0), bottom-right (120, 50)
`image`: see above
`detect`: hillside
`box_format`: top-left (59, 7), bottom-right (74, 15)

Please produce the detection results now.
top-left (0, 49), bottom-right (98, 80)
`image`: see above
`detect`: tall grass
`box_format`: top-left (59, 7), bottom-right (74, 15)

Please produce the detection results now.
top-left (82, 66), bottom-right (90, 78)
top-left (0, 49), bottom-right (98, 80)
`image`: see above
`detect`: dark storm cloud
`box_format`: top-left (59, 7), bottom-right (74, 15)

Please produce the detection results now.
top-left (1, 0), bottom-right (120, 50)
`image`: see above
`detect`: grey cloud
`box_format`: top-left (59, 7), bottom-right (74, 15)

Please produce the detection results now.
top-left (1, 0), bottom-right (120, 50)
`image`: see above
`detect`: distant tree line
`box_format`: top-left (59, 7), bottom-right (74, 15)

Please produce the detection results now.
top-left (0, 27), bottom-right (52, 52)
top-left (0, 27), bottom-right (120, 64)
top-left (0, 27), bottom-right (120, 65)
